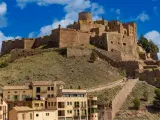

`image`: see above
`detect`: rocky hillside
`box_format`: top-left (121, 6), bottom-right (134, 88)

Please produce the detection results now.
top-left (0, 51), bottom-right (124, 89)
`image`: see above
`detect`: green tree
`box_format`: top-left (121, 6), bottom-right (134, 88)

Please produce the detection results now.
top-left (153, 88), bottom-right (160, 109)
top-left (90, 51), bottom-right (98, 63)
top-left (133, 97), bottom-right (140, 110)
top-left (138, 35), bottom-right (159, 53)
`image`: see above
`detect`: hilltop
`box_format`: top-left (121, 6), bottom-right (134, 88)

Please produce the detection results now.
top-left (0, 51), bottom-right (124, 89)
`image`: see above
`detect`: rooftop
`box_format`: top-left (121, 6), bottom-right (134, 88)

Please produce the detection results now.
top-left (31, 81), bottom-right (53, 86)
top-left (3, 85), bottom-right (29, 90)
top-left (14, 106), bottom-right (33, 112)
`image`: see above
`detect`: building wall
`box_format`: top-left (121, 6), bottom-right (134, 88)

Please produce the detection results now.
top-left (9, 109), bottom-right (17, 120)
top-left (34, 110), bottom-right (57, 120)
top-left (3, 89), bottom-right (32, 102)
top-left (17, 111), bottom-right (33, 120)
top-left (32, 100), bottom-right (45, 110)
top-left (0, 99), bottom-right (8, 120)
top-left (47, 97), bottom-right (88, 120)
top-left (32, 85), bottom-right (55, 99)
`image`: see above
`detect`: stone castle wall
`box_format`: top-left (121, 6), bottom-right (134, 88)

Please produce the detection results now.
top-left (1, 39), bottom-right (24, 56)
top-left (59, 29), bottom-right (90, 48)
top-left (24, 38), bottom-right (35, 49)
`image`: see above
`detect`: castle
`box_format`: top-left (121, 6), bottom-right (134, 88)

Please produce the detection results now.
top-left (1, 12), bottom-right (147, 61)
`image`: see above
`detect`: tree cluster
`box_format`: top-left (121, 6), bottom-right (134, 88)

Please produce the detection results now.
top-left (138, 35), bottom-right (159, 53)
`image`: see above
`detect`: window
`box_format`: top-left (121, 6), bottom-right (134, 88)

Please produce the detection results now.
top-left (48, 102), bottom-right (50, 106)
top-left (48, 94), bottom-right (50, 98)
top-left (70, 102), bottom-right (72, 105)
top-left (30, 113), bottom-right (32, 119)
top-left (123, 43), bottom-right (126, 46)
top-left (48, 87), bottom-right (50, 91)
top-left (67, 102), bottom-right (70, 105)
top-left (0, 106), bottom-right (2, 110)
top-left (22, 114), bottom-right (25, 120)
top-left (8, 95), bottom-right (10, 99)
top-left (14, 91), bottom-right (17, 93)
top-left (35, 103), bottom-right (39, 107)
top-left (46, 113), bottom-right (49, 116)
top-left (41, 103), bottom-right (43, 107)
top-left (36, 114), bottom-right (39, 117)
top-left (23, 91), bottom-right (25, 93)
top-left (8, 91), bottom-right (10, 93)
top-left (111, 41), bottom-right (113, 44)
top-left (14, 95), bottom-right (18, 101)
top-left (51, 87), bottom-right (54, 91)
top-left (51, 94), bottom-right (54, 98)
top-left (36, 87), bottom-right (40, 93)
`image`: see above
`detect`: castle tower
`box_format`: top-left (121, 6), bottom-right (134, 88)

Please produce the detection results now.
top-left (78, 12), bottom-right (92, 22)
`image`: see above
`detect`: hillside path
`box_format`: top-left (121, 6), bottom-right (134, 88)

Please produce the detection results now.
top-left (87, 78), bottom-right (126, 93)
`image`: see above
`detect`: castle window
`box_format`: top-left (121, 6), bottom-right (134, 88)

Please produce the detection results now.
top-left (123, 43), bottom-right (126, 46)
top-left (111, 41), bottom-right (113, 44)
top-left (111, 49), bottom-right (113, 52)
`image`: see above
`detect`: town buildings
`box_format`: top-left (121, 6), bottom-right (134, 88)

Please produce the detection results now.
top-left (1, 81), bottom-right (98, 120)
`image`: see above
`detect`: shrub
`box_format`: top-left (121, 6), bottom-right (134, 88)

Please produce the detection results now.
top-left (78, 85), bottom-right (81, 89)
top-left (0, 61), bottom-right (8, 68)
top-left (153, 88), bottom-right (160, 109)
top-left (90, 51), bottom-right (98, 63)
top-left (143, 89), bottom-right (149, 101)
top-left (133, 97), bottom-right (140, 110)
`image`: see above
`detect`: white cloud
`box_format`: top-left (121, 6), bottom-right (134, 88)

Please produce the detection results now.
top-left (28, 32), bottom-right (36, 38)
top-left (0, 31), bottom-right (21, 53)
top-left (145, 30), bottom-right (160, 46)
top-left (153, 6), bottom-right (159, 16)
top-left (0, 2), bottom-right (7, 28)
top-left (144, 30), bottom-right (160, 59)
top-left (136, 11), bottom-right (150, 22)
top-left (37, 0), bottom-right (104, 37)
top-left (16, 0), bottom-right (104, 36)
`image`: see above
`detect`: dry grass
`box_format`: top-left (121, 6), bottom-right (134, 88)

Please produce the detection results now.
top-left (0, 52), bottom-right (123, 89)
top-left (115, 81), bottom-right (160, 120)
top-left (88, 85), bottom-right (123, 105)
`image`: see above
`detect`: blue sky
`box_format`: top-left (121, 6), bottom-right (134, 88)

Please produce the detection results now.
top-left (0, 0), bottom-right (160, 53)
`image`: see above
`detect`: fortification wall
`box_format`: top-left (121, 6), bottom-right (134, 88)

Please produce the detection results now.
top-left (138, 68), bottom-right (160, 87)
top-left (59, 29), bottom-right (90, 48)
top-left (24, 38), bottom-right (35, 49)
top-left (111, 79), bottom-right (138, 119)
top-left (1, 39), bottom-right (24, 56)
top-left (66, 47), bottom-right (92, 58)
top-left (99, 79), bottom-right (138, 120)
top-left (33, 36), bottom-right (51, 48)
